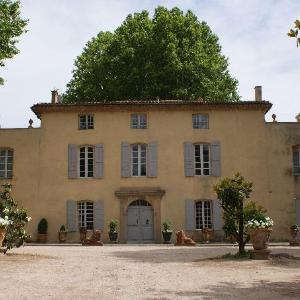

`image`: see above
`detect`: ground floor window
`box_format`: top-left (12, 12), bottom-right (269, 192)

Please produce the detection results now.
top-left (78, 201), bottom-right (94, 229)
top-left (195, 200), bottom-right (212, 229)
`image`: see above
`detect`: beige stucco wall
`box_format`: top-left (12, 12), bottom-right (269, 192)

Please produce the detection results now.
top-left (0, 106), bottom-right (299, 243)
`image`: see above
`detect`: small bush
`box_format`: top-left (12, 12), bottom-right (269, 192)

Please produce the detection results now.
top-left (162, 220), bottom-right (172, 232)
top-left (60, 225), bottom-right (66, 232)
top-left (108, 219), bottom-right (118, 233)
top-left (38, 218), bottom-right (48, 234)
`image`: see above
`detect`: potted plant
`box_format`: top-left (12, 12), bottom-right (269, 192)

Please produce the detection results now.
top-left (58, 225), bottom-right (67, 243)
top-left (80, 227), bottom-right (87, 242)
top-left (0, 216), bottom-right (11, 247)
top-left (202, 228), bottom-right (214, 243)
top-left (289, 224), bottom-right (299, 246)
top-left (37, 218), bottom-right (48, 243)
top-left (246, 215), bottom-right (273, 251)
top-left (108, 219), bottom-right (118, 243)
top-left (162, 220), bottom-right (173, 243)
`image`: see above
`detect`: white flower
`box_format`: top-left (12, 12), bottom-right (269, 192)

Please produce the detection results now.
top-left (26, 216), bottom-right (32, 222)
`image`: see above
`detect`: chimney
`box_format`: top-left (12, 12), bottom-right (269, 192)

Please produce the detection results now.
top-left (254, 86), bottom-right (262, 101)
top-left (296, 113), bottom-right (300, 123)
top-left (51, 90), bottom-right (59, 104)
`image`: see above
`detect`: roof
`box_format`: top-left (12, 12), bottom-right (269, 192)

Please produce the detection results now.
top-left (31, 99), bottom-right (272, 119)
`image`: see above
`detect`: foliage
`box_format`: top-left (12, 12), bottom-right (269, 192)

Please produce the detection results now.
top-left (214, 173), bottom-right (253, 255)
top-left (59, 225), bottom-right (66, 232)
top-left (162, 220), bottom-right (172, 232)
top-left (0, 0), bottom-right (28, 84)
top-left (0, 183), bottom-right (31, 251)
top-left (290, 224), bottom-right (299, 230)
top-left (37, 218), bottom-right (48, 234)
top-left (287, 19), bottom-right (300, 47)
top-left (108, 219), bottom-right (118, 233)
top-left (64, 6), bottom-right (239, 103)
top-left (0, 216), bottom-right (11, 228)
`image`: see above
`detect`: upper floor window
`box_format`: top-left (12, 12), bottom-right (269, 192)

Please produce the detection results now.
top-left (79, 114), bottom-right (94, 130)
top-left (193, 114), bottom-right (209, 129)
top-left (78, 201), bottom-right (94, 230)
top-left (195, 200), bottom-right (212, 229)
top-left (131, 144), bottom-right (147, 176)
top-left (0, 149), bottom-right (13, 179)
top-left (79, 146), bottom-right (94, 178)
top-left (131, 114), bottom-right (147, 129)
top-left (293, 146), bottom-right (300, 175)
top-left (194, 144), bottom-right (210, 176)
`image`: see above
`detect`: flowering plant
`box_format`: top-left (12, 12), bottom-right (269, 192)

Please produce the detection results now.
top-left (0, 216), bottom-right (11, 229)
top-left (246, 216), bottom-right (273, 230)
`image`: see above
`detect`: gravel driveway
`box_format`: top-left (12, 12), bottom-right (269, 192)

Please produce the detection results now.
top-left (0, 245), bottom-right (299, 300)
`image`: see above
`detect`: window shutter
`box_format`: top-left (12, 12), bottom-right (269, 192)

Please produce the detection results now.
top-left (68, 144), bottom-right (77, 179)
top-left (211, 141), bottom-right (221, 177)
top-left (94, 144), bottom-right (104, 178)
top-left (213, 200), bottom-right (223, 230)
top-left (185, 199), bottom-right (195, 230)
top-left (184, 142), bottom-right (194, 177)
top-left (121, 142), bottom-right (131, 177)
top-left (94, 200), bottom-right (104, 230)
top-left (67, 200), bottom-right (77, 232)
top-left (147, 142), bottom-right (157, 177)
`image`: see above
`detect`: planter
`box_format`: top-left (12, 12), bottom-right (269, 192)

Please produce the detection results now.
top-left (109, 231), bottom-right (118, 243)
top-left (162, 231), bottom-right (173, 243)
top-left (0, 228), bottom-right (6, 247)
top-left (58, 231), bottom-right (67, 243)
top-left (202, 228), bottom-right (214, 243)
top-left (249, 228), bottom-right (272, 250)
top-left (37, 233), bottom-right (47, 243)
top-left (290, 228), bottom-right (299, 240)
top-left (80, 228), bottom-right (87, 242)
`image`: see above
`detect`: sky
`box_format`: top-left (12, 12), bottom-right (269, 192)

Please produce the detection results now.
top-left (0, 0), bottom-right (299, 128)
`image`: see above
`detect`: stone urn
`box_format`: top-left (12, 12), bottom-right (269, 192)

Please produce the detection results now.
top-left (0, 228), bottom-right (6, 247)
top-left (202, 228), bottom-right (214, 243)
top-left (162, 231), bottom-right (173, 243)
top-left (58, 231), bottom-right (67, 243)
top-left (249, 228), bottom-right (272, 250)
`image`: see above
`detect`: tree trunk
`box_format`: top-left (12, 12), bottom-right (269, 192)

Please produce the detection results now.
top-left (238, 202), bottom-right (245, 255)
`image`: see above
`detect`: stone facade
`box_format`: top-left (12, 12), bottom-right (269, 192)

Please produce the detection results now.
top-left (0, 97), bottom-right (299, 243)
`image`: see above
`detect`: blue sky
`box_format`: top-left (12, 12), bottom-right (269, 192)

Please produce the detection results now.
top-left (0, 0), bottom-right (299, 128)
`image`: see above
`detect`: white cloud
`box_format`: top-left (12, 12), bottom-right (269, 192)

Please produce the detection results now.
top-left (0, 0), bottom-right (299, 127)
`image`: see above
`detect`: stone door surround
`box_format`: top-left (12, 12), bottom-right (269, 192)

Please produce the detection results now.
top-left (115, 187), bottom-right (165, 243)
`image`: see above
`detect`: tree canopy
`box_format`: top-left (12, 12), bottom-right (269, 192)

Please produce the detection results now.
top-left (0, 0), bottom-right (28, 85)
top-left (64, 7), bottom-right (239, 103)
top-left (288, 19), bottom-right (300, 48)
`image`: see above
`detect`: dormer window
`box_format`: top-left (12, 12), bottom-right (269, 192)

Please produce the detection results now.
top-left (131, 114), bottom-right (147, 129)
top-left (193, 114), bottom-right (209, 129)
top-left (79, 114), bottom-right (94, 130)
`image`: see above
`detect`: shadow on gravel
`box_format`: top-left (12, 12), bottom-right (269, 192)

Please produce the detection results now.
top-left (0, 253), bottom-right (57, 262)
top-left (112, 246), bottom-right (237, 263)
top-left (147, 280), bottom-right (300, 300)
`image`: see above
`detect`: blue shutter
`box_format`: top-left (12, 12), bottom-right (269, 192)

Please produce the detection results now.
top-left (184, 142), bottom-right (194, 177)
top-left (94, 144), bottom-right (104, 178)
top-left (68, 144), bottom-right (77, 179)
top-left (147, 142), bottom-right (157, 177)
top-left (94, 200), bottom-right (104, 230)
top-left (121, 142), bottom-right (131, 177)
top-left (213, 200), bottom-right (223, 230)
top-left (185, 199), bottom-right (195, 230)
top-left (211, 141), bottom-right (221, 176)
top-left (67, 200), bottom-right (77, 232)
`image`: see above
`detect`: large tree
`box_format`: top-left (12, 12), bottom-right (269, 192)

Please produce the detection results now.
top-left (0, 0), bottom-right (28, 85)
top-left (64, 7), bottom-right (239, 103)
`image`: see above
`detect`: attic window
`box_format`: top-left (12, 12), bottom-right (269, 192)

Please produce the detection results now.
top-left (79, 114), bottom-right (94, 130)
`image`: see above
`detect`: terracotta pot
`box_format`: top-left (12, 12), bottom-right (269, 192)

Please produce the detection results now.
top-left (37, 233), bottom-right (47, 243)
top-left (290, 228), bottom-right (299, 240)
top-left (0, 228), bottom-right (6, 247)
top-left (202, 228), bottom-right (214, 243)
top-left (249, 228), bottom-right (272, 250)
top-left (58, 231), bottom-right (67, 243)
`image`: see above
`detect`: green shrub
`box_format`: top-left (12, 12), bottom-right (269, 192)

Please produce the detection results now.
top-left (60, 225), bottom-right (66, 232)
top-left (108, 219), bottom-right (118, 233)
top-left (162, 220), bottom-right (172, 232)
top-left (38, 218), bottom-right (48, 234)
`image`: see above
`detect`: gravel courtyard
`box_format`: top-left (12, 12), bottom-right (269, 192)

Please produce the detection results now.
top-left (0, 245), bottom-right (299, 300)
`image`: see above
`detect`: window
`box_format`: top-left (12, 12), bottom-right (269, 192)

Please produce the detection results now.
top-left (79, 114), bottom-right (94, 130)
top-left (195, 201), bottom-right (212, 229)
top-left (0, 149), bottom-right (13, 179)
top-left (78, 201), bottom-right (94, 229)
top-left (79, 146), bottom-right (94, 178)
top-left (194, 144), bottom-right (210, 175)
top-left (131, 114), bottom-right (147, 129)
top-left (293, 146), bottom-right (300, 175)
top-left (193, 114), bottom-right (209, 129)
top-left (131, 144), bottom-right (147, 176)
